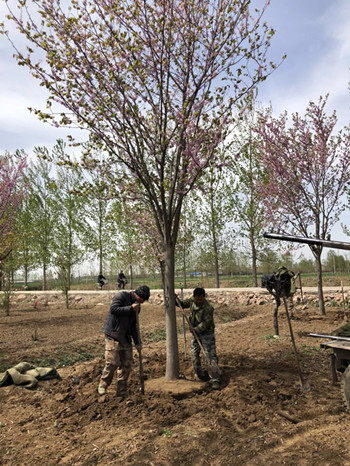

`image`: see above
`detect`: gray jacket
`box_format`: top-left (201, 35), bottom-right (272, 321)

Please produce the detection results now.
top-left (102, 291), bottom-right (139, 345)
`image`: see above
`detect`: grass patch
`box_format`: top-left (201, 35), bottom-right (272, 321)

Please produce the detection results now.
top-left (29, 350), bottom-right (97, 369)
top-left (262, 334), bottom-right (279, 341)
top-left (300, 344), bottom-right (321, 355)
top-left (329, 300), bottom-right (339, 307)
top-left (145, 328), bottom-right (167, 342)
top-left (217, 309), bottom-right (247, 324)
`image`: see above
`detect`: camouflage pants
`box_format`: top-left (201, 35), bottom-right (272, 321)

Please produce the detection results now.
top-left (100, 337), bottom-right (133, 396)
top-left (191, 333), bottom-right (221, 382)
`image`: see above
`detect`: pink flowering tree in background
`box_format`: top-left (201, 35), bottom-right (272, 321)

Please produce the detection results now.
top-left (255, 96), bottom-right (350, 315)
top-left (0, 154), bottom-right (27, 262)
top-left (0, 153), bottom-right (26, 312)
top-left (4, 0), bottom-right (278, 379)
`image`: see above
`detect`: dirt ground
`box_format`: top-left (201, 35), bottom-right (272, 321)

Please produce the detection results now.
top-left (1, 290), bottom-right (350, 465)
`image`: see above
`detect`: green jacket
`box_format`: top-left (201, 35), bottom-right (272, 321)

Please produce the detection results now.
top-left (181, 297), bottom-right (215, 335)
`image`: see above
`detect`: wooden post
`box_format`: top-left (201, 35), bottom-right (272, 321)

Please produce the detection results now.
top-left (341, 281), bottom-right (346, 314)
top-left (283, 296), bottom-right (309, 391)
top-left (330, 353), bottom-right (338, 385)
top-left (297, 273), bottom-right (304, 304)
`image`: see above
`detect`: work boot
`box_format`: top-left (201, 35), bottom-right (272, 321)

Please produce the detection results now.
top-left (117, 379), bottom-right (130, 400)
top-left (98, 385), bottom-right (106, 395)
top-left (195, 370), bottom-right (210, 382)
top-left (116, 390), bottom-right (130, 402)
top-left (211, 380), bottom-right (220, 390)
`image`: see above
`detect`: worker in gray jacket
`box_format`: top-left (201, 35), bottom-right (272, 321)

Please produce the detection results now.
top-left (98, 285), bottom-right (150, 398)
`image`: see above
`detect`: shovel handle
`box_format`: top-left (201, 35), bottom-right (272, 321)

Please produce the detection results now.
top-left (175, 296), bottom-right (206, 355)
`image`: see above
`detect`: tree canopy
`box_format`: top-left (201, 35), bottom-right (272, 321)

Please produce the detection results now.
top-left (0, 153), bottom-right (27, 260)
top-left (4, 0), bottom-right (277, 378)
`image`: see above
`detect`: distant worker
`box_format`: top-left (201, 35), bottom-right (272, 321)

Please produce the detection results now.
top-left (98, 285), bottom-right (151, 399)
top-left (262, 266), bottom-right (297, 337)
top-left (176, 287), bottom-right (221, 390)
top-left (117, 270), bottom-right (127, 289)
top-left (97, 273), bottom-right (108, 290)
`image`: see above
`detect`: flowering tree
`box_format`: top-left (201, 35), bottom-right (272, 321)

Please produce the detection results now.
top-left (4, 0), bottom-right (277, 379)
top-left (0, 153), bottom-right (26, 310)
top-left (0, 153), bottom-right (27, 261)
top-left (255, 96), bottom-right (350, 315)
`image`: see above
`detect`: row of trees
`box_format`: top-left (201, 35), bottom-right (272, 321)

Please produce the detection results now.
top-left (2, 95), bottom-right (350, 363)
top-left (4, 96), bottom-right (350, 296)
top-left (0, 139), bottom-right (275, 293)
top-left (3, 0), bottom-right (350, 379)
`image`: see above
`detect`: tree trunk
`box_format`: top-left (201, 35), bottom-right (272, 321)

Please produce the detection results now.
top-left (42, 263), bottom-right (47, 291)
top-left (183, 244), bottom-right (187, 289)
top-left (316, 257), bottom-right (326, 315)
top-left (250, 234), bottom-right (258, 287)
top-left (213, 237), bottom-right (220, 288)
top-left (3, 269), bottom-right (11, 316)
top-left (164, 242), bottom-right (180, 380)
top-left (313, 247), bottom-right (325, 315)
top-left (99, 235), bottom-right (103, 275)
top-left (129, 264), bottom-right (133, 290)
top-left (64, 288), bottom-right (68, 308)
top-left (210, 195), bottom-right (220, 289)
top-left (24, 265), bottom-right (28, 288)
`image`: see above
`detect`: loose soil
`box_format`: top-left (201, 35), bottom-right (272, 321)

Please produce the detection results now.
top-left (1, 290), bottom-right (350, 465)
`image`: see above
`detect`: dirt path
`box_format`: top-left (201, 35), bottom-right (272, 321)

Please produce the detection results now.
top-left (0, 292), bottom-right (349, 465)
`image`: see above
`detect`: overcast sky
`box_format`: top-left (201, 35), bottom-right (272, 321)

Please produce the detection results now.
top-left (259, 0), bottom-right (350, 247)
top-left (1, 0), bottom-right (350, 154)
top-left (259, 0), bottom-right (350, 130)
top-left (1, 0), bottom-right (350, 247)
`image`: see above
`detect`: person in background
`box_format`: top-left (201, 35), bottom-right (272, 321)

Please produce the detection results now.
top-left (176, 287), bottom-right (221, 390)
top-left (97, 273), bottom-right (107, 290)
top-left (98, 285), bottom-right (151, 399)
top-left (117, 270), bottom-right (127, 289)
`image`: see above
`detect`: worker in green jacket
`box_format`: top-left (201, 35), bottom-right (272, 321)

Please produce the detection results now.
top-left (177, 287), bottom-right (221, 390)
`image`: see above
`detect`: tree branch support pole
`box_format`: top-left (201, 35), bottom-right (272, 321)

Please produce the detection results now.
top-left (341, 281), bottom-right (346, 315)
top-left (283, 296), bottom-right (309, 391)
top-left (298, 273), bottom-right (304, 304)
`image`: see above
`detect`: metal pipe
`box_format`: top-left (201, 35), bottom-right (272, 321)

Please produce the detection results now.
top-left (308, 333), bottom-right (350, 342)
top-left (263, 232), bottom-right (350, 251)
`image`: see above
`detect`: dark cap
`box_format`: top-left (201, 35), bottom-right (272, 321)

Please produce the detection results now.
top-left (135, 285), bottom-right (150, 300)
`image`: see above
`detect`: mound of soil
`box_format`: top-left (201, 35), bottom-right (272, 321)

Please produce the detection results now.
top-left (0, 293), bottom-right (350, 465)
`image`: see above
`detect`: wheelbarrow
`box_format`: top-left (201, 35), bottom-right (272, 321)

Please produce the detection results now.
top-left (309, 334), bottom-right (350, 410)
